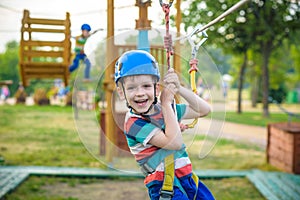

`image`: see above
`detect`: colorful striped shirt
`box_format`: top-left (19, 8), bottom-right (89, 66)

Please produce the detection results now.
top-left (73, 35), bottom-right (88, 54)
top-left (124, 104), bottom-right (193, 188)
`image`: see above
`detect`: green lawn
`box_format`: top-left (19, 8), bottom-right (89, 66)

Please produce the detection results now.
top-left (0, 105), bottom-right (101, 167)
top-left (217, 111), bottom-right (299, 127)
top-left (6, 176), bottom-right (264, 200)
top-left (0, 105), bottom-right (280, 199)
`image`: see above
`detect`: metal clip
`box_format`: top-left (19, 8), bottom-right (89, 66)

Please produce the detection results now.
top-left (159, 0), bottom-right (174, 7)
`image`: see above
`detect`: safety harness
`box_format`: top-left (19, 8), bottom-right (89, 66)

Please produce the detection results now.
top-left (139, 112), bottom-right (200, 200)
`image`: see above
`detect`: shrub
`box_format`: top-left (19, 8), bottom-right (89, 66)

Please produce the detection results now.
top-left (33, 88), bottom-right (50, 105)
top-left (14, 87), bottom-right (27, 104)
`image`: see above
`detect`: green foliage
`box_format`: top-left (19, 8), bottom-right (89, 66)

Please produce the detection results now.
top-left (269, 84), bottom-right (287, 104)
top-left (182, 0), bottom-right (253, 53)
top-left (0, 40), bottom-right (20, 95)
top-left (182, 0), bottom-right (300, 115)
top-left (206, 46), bottom-right (232, 75)
top-left (289, 43), bottom-right (300, 88)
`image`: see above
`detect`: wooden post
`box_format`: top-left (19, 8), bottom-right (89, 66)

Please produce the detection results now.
top-left (174, 0), bottom-right (181, 75)
top-left (20, 10), bottom-right (29, 87)
top-left (103, 0), bottom-right (117, 165)
top-left (63, 12), bottom-right (71, 87)
top-left (135, 1), bottom-right (151, 51)
top-left (174, 0), bottom-right (181, 103)
top-left (135, 1), bottom-right (151, 29)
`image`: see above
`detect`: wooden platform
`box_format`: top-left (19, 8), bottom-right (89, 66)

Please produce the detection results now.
top-left (0, 170), bottom-right (29, 199)
top-left (0, 166), bottom-right (300, 199)
top-left (247, 170), bottom-right (300, 200)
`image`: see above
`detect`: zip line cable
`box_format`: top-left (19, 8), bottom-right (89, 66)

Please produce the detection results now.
top-left (174, 0), bottom-right (250, 42)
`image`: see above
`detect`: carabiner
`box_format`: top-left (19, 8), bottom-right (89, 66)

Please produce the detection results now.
top-left (159, 0), bottom-right (174, 7)
top-left (187, 28), bottom-right (208, 59)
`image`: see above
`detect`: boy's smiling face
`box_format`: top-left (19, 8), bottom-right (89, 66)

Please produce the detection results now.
top-left (118, 75), bottom-right (159, 114)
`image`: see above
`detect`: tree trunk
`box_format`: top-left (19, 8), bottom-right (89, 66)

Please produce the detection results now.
top-left (237, 52), bottom-right (248, 114)
top-left (261, 42), bottom-right (272, 117)
top-left (251, 76), bottom-right (260, 108)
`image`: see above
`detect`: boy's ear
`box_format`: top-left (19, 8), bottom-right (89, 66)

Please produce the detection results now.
top-left (116, 86), bottom-right (125, 100)
top-left (155, 82), bottom-right (160, 96)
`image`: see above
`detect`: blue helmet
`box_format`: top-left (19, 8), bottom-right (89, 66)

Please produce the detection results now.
top-left (81, 24), bottom-right (91, 31)
top-left (115, 50), bottom-right (160, 84)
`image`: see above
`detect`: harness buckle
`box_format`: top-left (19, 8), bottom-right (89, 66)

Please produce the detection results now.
top-left (159, 189), bottom-right (174, 200)
top-left (140, 163), bottom-right (155, 176)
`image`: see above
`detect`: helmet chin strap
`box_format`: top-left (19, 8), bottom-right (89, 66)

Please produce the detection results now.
top-left (121, 83), bottom-right (158, 115)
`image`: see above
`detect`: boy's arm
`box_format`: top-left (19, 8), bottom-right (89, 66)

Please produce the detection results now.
top-left (90, 28), bottom-right (103, 36)
top-left (179, 86), bottom-right (211, 119)
top-left (162, 68), bottom-right (211, 119)
top-left (148, 82), bottom-right (183, 150)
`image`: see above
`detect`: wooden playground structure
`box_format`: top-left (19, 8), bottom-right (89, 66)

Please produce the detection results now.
top-left (19, 9), bottom-right (71, 87)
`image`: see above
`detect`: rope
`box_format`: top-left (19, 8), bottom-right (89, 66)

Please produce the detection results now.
top-left (188, 59), bottom-right (199, 94)
top-left (184, 29), bottom-right (208, 129)
top-left (161, 3), bottom-right (173, 69)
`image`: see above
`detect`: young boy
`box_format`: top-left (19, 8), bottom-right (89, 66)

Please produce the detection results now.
top-left (115, 50), bottom-right (215, 200)
top-left (69, 24), bottom-right (98, 81)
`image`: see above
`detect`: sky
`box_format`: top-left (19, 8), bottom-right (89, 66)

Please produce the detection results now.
top-left (0, 0), bottom-right (174, 53)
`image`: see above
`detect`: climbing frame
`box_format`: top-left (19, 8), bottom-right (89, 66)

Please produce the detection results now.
top-left (19, 9), bottom-right (71, 87)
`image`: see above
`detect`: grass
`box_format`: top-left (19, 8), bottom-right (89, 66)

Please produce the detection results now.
top-left (0, 105), bottom-right (282, 199)
top-left (5, 176), bottom-right (148, 200)
top-left (186, 135), bottom-right (275, 171)
top-left (212, 111), bottom-right (300, 127)
top-left (0, 105), bottom-right (102, 168)
top-left (5, 176), bottom-right (265, 200)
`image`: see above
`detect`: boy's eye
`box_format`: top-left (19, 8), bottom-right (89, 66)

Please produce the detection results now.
top-left (143, 84), bottom-right (153, 88)
top-left (126, 86), bottom-right (135, 90)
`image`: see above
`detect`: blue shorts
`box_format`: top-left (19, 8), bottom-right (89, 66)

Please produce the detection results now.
top-left (147, 176), bottom-right (215, 200)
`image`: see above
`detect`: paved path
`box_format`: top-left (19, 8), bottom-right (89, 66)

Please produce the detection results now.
top-left (210, 118), bottom-right (266, 148)
top-left (184, 118), bottom-right (267, 149)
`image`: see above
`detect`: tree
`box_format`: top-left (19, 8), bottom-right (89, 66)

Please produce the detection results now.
top-left (182, 0), bottom-right (300, 116)
top-left (0, 40), bottom-right (20, 95)
top-left (250, 0), bottom-right (300, 116)
top-left (182, 0), bottom-right (254, 113)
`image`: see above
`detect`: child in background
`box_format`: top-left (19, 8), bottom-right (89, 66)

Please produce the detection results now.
top-left (115, 50), bottom-right (215, 200)
top-left (69, 24), bottom-right (99, 81)
top-left (1, 85), bottom-right (10, 102)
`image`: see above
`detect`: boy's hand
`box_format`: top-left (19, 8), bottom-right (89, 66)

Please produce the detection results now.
top-left (163, 68), bottom-right (180, 89)
top-left (160, 68), bottom-right (180, 105)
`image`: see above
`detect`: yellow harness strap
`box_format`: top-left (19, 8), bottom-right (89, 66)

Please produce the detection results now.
top-left (161, 154), bottom-right (174, 192)
top-left (192, 172), bottom-right (199, 200)
top-left (161, 154), bottom-right (199, 200)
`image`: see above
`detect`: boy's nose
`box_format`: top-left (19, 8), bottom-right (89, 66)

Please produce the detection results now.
top-left (136, 87), bottom-right (145, 95)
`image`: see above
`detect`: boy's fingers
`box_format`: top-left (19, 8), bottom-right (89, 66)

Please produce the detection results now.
top-left (168, 68), bottom-right (174, 73)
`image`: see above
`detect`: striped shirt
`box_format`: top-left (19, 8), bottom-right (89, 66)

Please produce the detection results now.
top-left (124, 104), bottom-right (193, 187)
top-left (73, 35), bottom-right (88, 54)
